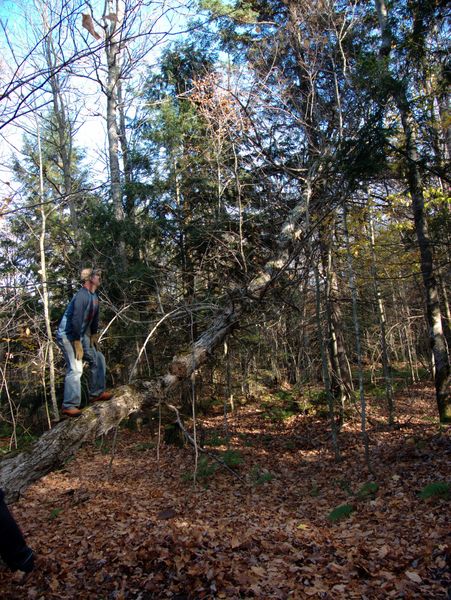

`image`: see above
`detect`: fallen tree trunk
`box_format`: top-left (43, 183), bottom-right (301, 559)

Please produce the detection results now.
top-left (0, 306), bottom-right (241, 502)
top-left (0, 187), bottom-right (315, 502)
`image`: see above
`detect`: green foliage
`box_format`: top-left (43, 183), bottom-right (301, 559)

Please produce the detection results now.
top-left (419, 482), bottom-right (450, 501)
top-left (262, 405), bottom-right (296, 422)
top-left (222, 449), bottom-right (243, 468)
top-left (327, 504), bottom-right (355, 522)
top-left (309, 483), bottom-right (320, 498)
top-left (205, 434), bottom-right (227, 447)
top-left (356, 482), bottom-right (379, 500)
top-left (200, 0), bottom-right (258, 23)
top-left (134, 442), bottom-right (155, 452)
top-left (250, 465), bottom-right (274, 485)
top-left (182, 456), bottom-right (217, 482)
top-left (49, 508), bottom-right (62, 520)
top-left (260, 389), bottom-right (303, 421)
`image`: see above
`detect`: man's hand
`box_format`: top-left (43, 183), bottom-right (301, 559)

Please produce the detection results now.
top-left (73, 340), bottom-right (83, 361)
top-left (90, 333), bottom-right (99, 349)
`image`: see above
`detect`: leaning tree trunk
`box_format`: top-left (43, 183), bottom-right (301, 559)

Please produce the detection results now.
top-left (0, 306), bottom-right (240, 502)
top-left (0, 169), bottom-right (322, 501)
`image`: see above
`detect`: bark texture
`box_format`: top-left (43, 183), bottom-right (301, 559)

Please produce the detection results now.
top-left (0, 306), bottom-right (240, 502)
top-left (373, 0), bottom-right (450, 422)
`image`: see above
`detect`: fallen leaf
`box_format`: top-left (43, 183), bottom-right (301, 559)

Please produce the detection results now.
top-left (406, 571), bottom-right (422, 583)
top-left (157, 508), bottom-right (176, 520)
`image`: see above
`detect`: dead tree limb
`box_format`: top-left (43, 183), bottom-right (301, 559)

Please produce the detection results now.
top-left (167, 404), bottom-right (246, 482)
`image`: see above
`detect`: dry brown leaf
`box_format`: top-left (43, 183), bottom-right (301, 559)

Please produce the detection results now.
top-left (405, 571), bottom-right (422, 583)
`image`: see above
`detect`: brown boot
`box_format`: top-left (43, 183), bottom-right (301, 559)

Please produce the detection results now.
top-left (90, 391), bottom-right (113, 402)
top-left (62, 407), bottom-right (82, 417)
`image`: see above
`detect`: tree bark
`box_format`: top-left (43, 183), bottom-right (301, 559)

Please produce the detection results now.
top-left (374, 0), bottom-right (450, 423)
top-left (368, 203), bottom-right (394, 424)
top-left (103, 2), bottom-right (127, 268)
top-left (343, 204), bottom-right (371, 472)
top-left (36, 120), bottom-right (59, 422)
top-left (397, 92), bottom-right (450, 422)
top-left (0, 304), bottom-right (240, 502)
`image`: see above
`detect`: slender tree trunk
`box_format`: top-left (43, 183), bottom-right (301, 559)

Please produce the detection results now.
top-left (343, 204), bottom-right (371, 472)
top-left (368, 203), bottom-right (394, 424)
top-left (374, 0), bottom-right (450, 422)
top-left (104, 3), bottom-right (127, 267)
top-left (320, 235), bottom-right (351, 425)
top-left (40, 1), bottom-right (78, 238)
top-left (37, 121), bottom-right (59, 422)
top-left (314, 265), bottom-right (340, 460)
top-left (438, 272), bottom-right (451, 351)
top-left (117, 77), bottom-right (133, 219)
top-left (404, 326), bottom-right (417, 384)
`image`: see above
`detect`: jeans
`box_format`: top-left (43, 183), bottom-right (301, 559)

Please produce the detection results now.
top-left (56, 334), bottom-right (106, 409)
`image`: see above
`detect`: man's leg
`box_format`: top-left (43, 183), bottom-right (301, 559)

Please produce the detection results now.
top-left (0, 490), bottom-right (34, 573)
top-left (82, 335), bottom-right (107, 399)
top-left (57, 335), bottom-right (83, 410)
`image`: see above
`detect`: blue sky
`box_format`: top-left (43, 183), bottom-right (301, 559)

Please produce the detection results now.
top-left (0, 0), bottom-right (24, 22)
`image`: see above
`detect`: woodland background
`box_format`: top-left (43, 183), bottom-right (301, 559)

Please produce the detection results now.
top-left (0, 0), bottom-right (450, 597)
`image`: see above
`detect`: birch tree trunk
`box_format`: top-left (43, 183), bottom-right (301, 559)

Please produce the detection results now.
top-left (36, 121), bottom-right (59, 422)
top-left (104, 1), bottom-right (127, 266)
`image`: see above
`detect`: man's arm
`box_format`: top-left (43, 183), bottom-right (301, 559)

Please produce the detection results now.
top-left (71, 289), bottom-right (90, 340)
top-left (90, 295), bottom-right (99, 335)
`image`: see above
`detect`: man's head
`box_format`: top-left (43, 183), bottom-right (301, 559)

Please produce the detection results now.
top-left (80, 268), bottom-right (102, 289)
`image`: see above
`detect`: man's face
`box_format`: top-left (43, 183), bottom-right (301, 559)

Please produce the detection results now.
top-left (90, 273), bottom-right (101, 287)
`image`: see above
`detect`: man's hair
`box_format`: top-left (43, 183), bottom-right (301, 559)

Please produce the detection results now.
top-left (80, 268), bottom-right (101, 282)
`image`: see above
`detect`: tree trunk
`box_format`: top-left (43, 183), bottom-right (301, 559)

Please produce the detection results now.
top-left (320, 235), bottom-right (351, 424)
top-left (374, 0), bottom-right (450, 423)
top-left (314, 265), bottom-right (340, 461)
top-left (39, 0), bottom-right (78, 236)
top-left (368, 203), bottom-right (394, 424)
top-left (0, 303), bottom-right (240, 502)
top-left (104, 4), bottom-right (127, 267)
top-left (343, 204), bottom-right (371, 472)
top-left (37, 120), bottom-right (59, 422)
top-left (398, 96), bottom-right (450, 421)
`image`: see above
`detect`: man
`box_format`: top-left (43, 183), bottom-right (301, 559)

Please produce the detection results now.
top-left (0, 489), bottom-right (34, 574)
top-left (56, 268), bottom-right (113, 417)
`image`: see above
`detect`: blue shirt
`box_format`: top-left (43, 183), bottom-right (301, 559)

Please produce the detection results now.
top-left (57, 288), bottom-right (99, 341)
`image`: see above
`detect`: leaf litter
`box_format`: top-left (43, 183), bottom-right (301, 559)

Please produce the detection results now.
top-left (0, 382), bottom-right (449, 599)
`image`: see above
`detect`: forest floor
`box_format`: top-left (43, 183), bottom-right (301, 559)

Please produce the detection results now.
top-left (0, 381), bottom-right (449, 599)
